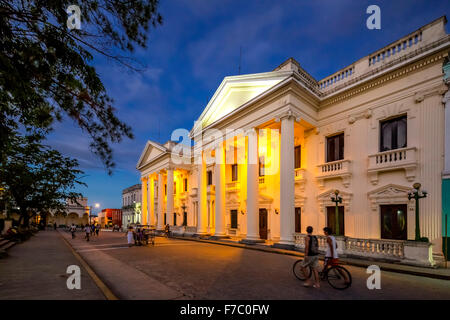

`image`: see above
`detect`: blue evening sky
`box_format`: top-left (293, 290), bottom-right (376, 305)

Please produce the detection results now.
top-left (47, 0), bottom-right (450, 210)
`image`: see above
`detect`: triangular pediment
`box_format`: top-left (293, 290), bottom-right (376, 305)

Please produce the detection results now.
top-left (368, 184), bottom-right (411, 198)
top-left (136, 140), bottom-right (167, 169)
top-left (194, 71), bottom-right (291, 130)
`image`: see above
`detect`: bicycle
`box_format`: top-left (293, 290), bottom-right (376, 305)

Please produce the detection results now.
top-left (293, 258), bottom-right (352, 290)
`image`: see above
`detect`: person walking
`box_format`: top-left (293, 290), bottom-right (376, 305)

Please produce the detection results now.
top-left (70, 224), bottom-right (76, 239)
top-left (127, 227), bottom-right (134, 247)
top-left (91, 224), bottom-right (96, 236)
top-left (53, 222), bottom-right (57, 230)
top-left (84, 224), bottom-right (91, 242)
top-left (300, 226), bottom-right (320, 288)
top-left (95, 224), bottom-right (100, 236)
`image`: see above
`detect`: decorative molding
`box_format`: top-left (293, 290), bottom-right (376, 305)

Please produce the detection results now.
top-left (321, 52), bottom-right (448, 108)
top-left (317, 189), bottom-right (352, 214)
top-left (367, 184), bottom-right (415, 212)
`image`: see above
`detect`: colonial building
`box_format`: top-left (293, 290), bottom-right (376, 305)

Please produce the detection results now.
top-left (47, 198), bottom-right (90, 226)
top-left (137, 17), bottom-right (450, 265)
top-left (122, 184), bottom-right (142, 226)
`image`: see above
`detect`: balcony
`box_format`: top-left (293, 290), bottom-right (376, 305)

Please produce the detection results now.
top-left (316, 159), bottom-right (352, 188)
top-left (367, 147), bottom-right (417, 185)
top-left (207, 184), bottom-right (215, 195)
top-left (294, 168), bottom-right (306, 191)
top-left (226, 181), bottom-right (240, 193)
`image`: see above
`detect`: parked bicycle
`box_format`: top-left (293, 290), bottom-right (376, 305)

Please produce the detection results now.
top-left (293, 257), bottom-right (352, 290)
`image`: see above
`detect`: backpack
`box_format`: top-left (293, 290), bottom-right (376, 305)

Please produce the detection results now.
top-left (309, 235), bottom-right (319, 255)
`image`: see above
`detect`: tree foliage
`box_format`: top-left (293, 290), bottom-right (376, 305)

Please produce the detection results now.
top-left (0, 0), bottom-right (163, 172)
top-left (0, 132), bottom-right (85, 226)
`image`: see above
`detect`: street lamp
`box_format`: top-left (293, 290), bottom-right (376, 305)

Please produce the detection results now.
top-left (330, 189), bottom-right (342, 236)
top-left (408, 183), bottom-right (428, 241)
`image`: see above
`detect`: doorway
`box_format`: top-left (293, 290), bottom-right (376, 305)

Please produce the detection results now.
top-left (259, 208), bottom-right (268, 240)
top-left (326, 206), bottom-right (345, 236)
top-left (380, 204), bottom-right (407, 240)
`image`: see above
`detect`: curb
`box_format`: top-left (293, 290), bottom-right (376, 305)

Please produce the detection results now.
top-left (169, 235), bottom-right (450, 281)
top-left (58, 232), bottom-right (119, 300)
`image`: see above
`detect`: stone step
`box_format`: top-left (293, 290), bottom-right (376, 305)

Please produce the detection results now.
top-left (0, 239), bottom-right (10, 248)
top-left (0, 241), bottom-right (15, 251)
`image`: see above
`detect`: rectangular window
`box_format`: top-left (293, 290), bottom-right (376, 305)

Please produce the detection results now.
top-left (174, 182), bottom-right (176, 194)
top-left (184, 178), bottom-right (188, 192)
top-left (380, 115), bottom-right (407, 152)
top-left (230, 210), bottom-right (238, 229)
top-left (231, 164), bottom-right (238, 182)
top-left (295, 207), bottom-right (301, 233)
top-left (326, 133), bottom-right (344, 162)
top-left (326, 206), bottom-right (345, 236)
top-left (294, 145), bottom-right (301, 169)
top-left (259, 156), bottom-right (265, 177)
top-left (207, 170), bottom-right (213, 185)
top-left (164, 184), bottom-right (167, 196)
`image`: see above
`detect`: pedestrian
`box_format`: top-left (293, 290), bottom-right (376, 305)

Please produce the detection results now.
top-left (84, 224), bottom-right (91, 242)
top-left (127, 227), bottom-right (134, 247)
top-left (300, 226), bottom-right (320, 288)
top-left (322, 227), bottom-right (350, 285)
top-left (53, 222), bottom-right (57, 230)
top-left (91, 224), bottom-right (96, 236)
top-left (96, 224), bottom-right (100, 236)
top-left (70, 223), bottom-right (76, 239)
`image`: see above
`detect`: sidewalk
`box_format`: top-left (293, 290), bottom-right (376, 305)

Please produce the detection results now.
top-left (170, 235), bottom-right (450, 280)
top-left (0, 230), bottom-right (105, 300)
top-left (58, 230), bottom-right (184, 300)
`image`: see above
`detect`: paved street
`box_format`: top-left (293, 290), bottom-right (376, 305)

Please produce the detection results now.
top-left (61, 230), bottom-right (450, 300)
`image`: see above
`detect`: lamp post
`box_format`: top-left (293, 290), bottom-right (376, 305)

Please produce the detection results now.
top-left (408, 183), bottom-right (428, 241)
top-left (330, 189), bottom-right (342, 236)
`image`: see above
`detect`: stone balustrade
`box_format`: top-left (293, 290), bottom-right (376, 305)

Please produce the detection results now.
top-left (316, 159), bottom-right (351, 188)
top-left (368, 147), bottom-right (417, 184)
top-left (294, 233), bottom-right (434, 267)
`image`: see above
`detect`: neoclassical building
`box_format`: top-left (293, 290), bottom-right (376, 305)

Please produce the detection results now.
top-left (137, 17), bottom-right (450, 263)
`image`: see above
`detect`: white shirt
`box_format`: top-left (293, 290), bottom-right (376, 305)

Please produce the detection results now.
top-left (325, 235), bottom-right (338, 258)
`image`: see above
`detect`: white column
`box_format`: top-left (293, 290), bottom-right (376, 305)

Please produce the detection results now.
top-left (149, 175), bottom-right (155, 226)
top-left (245, 128), bottom-right (259, 241)
top-left (157, 172), bottom-right (164, 230)
top-left (197, 152), bottom-right (208, 234)
top-left (279, 115), bottom-right (295, 245)
top-left (214, 142), bottom-right (226, 236)
top-left (141, 177), bottom-right (148, 225)
top-left (167, 168), bottom-right (174, 226)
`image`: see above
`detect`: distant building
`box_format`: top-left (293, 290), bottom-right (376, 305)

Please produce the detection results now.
top-left (122, 184), bottom-right (142, 226)
top-left (47, 198), bottom-right (90, 226)
top-left (99, 208), bottom-right (122, 228)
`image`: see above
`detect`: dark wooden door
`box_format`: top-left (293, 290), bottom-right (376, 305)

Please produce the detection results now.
top-left (380, 204), bottom-right (407, 240)
top-left (295, 207), bottom-right (301, 233)
top-left (183, 212), bottom-right (187, 226)
top-left (173, 213), bottom-right (177, 226)
top-left (327, 206), bottom-right (345, 236)
top-left (259, 209), bottom-right (268, 240)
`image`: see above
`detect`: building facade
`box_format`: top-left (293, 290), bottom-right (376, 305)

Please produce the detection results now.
top-left (47, 198), bottom-right (90, 226)
top-left (122, 184), bottom-right (142, 226)
top-left (137, 17), bottom-right (450, 264)
top-left (99, 208), bottom-right (123, 227)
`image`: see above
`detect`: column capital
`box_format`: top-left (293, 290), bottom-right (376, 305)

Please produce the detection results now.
top-left (275, 107), bottom-right (301, 123)
top-left (244, 127), bottom-right (258, 137)
top-left (141, 176), bottom-right (148, 182)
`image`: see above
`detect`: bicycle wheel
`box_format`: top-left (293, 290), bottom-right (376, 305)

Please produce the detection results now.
top-left (292, 260), bottom-right (312, 281)
top-left (326, 266), bottom-right (352, 290)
